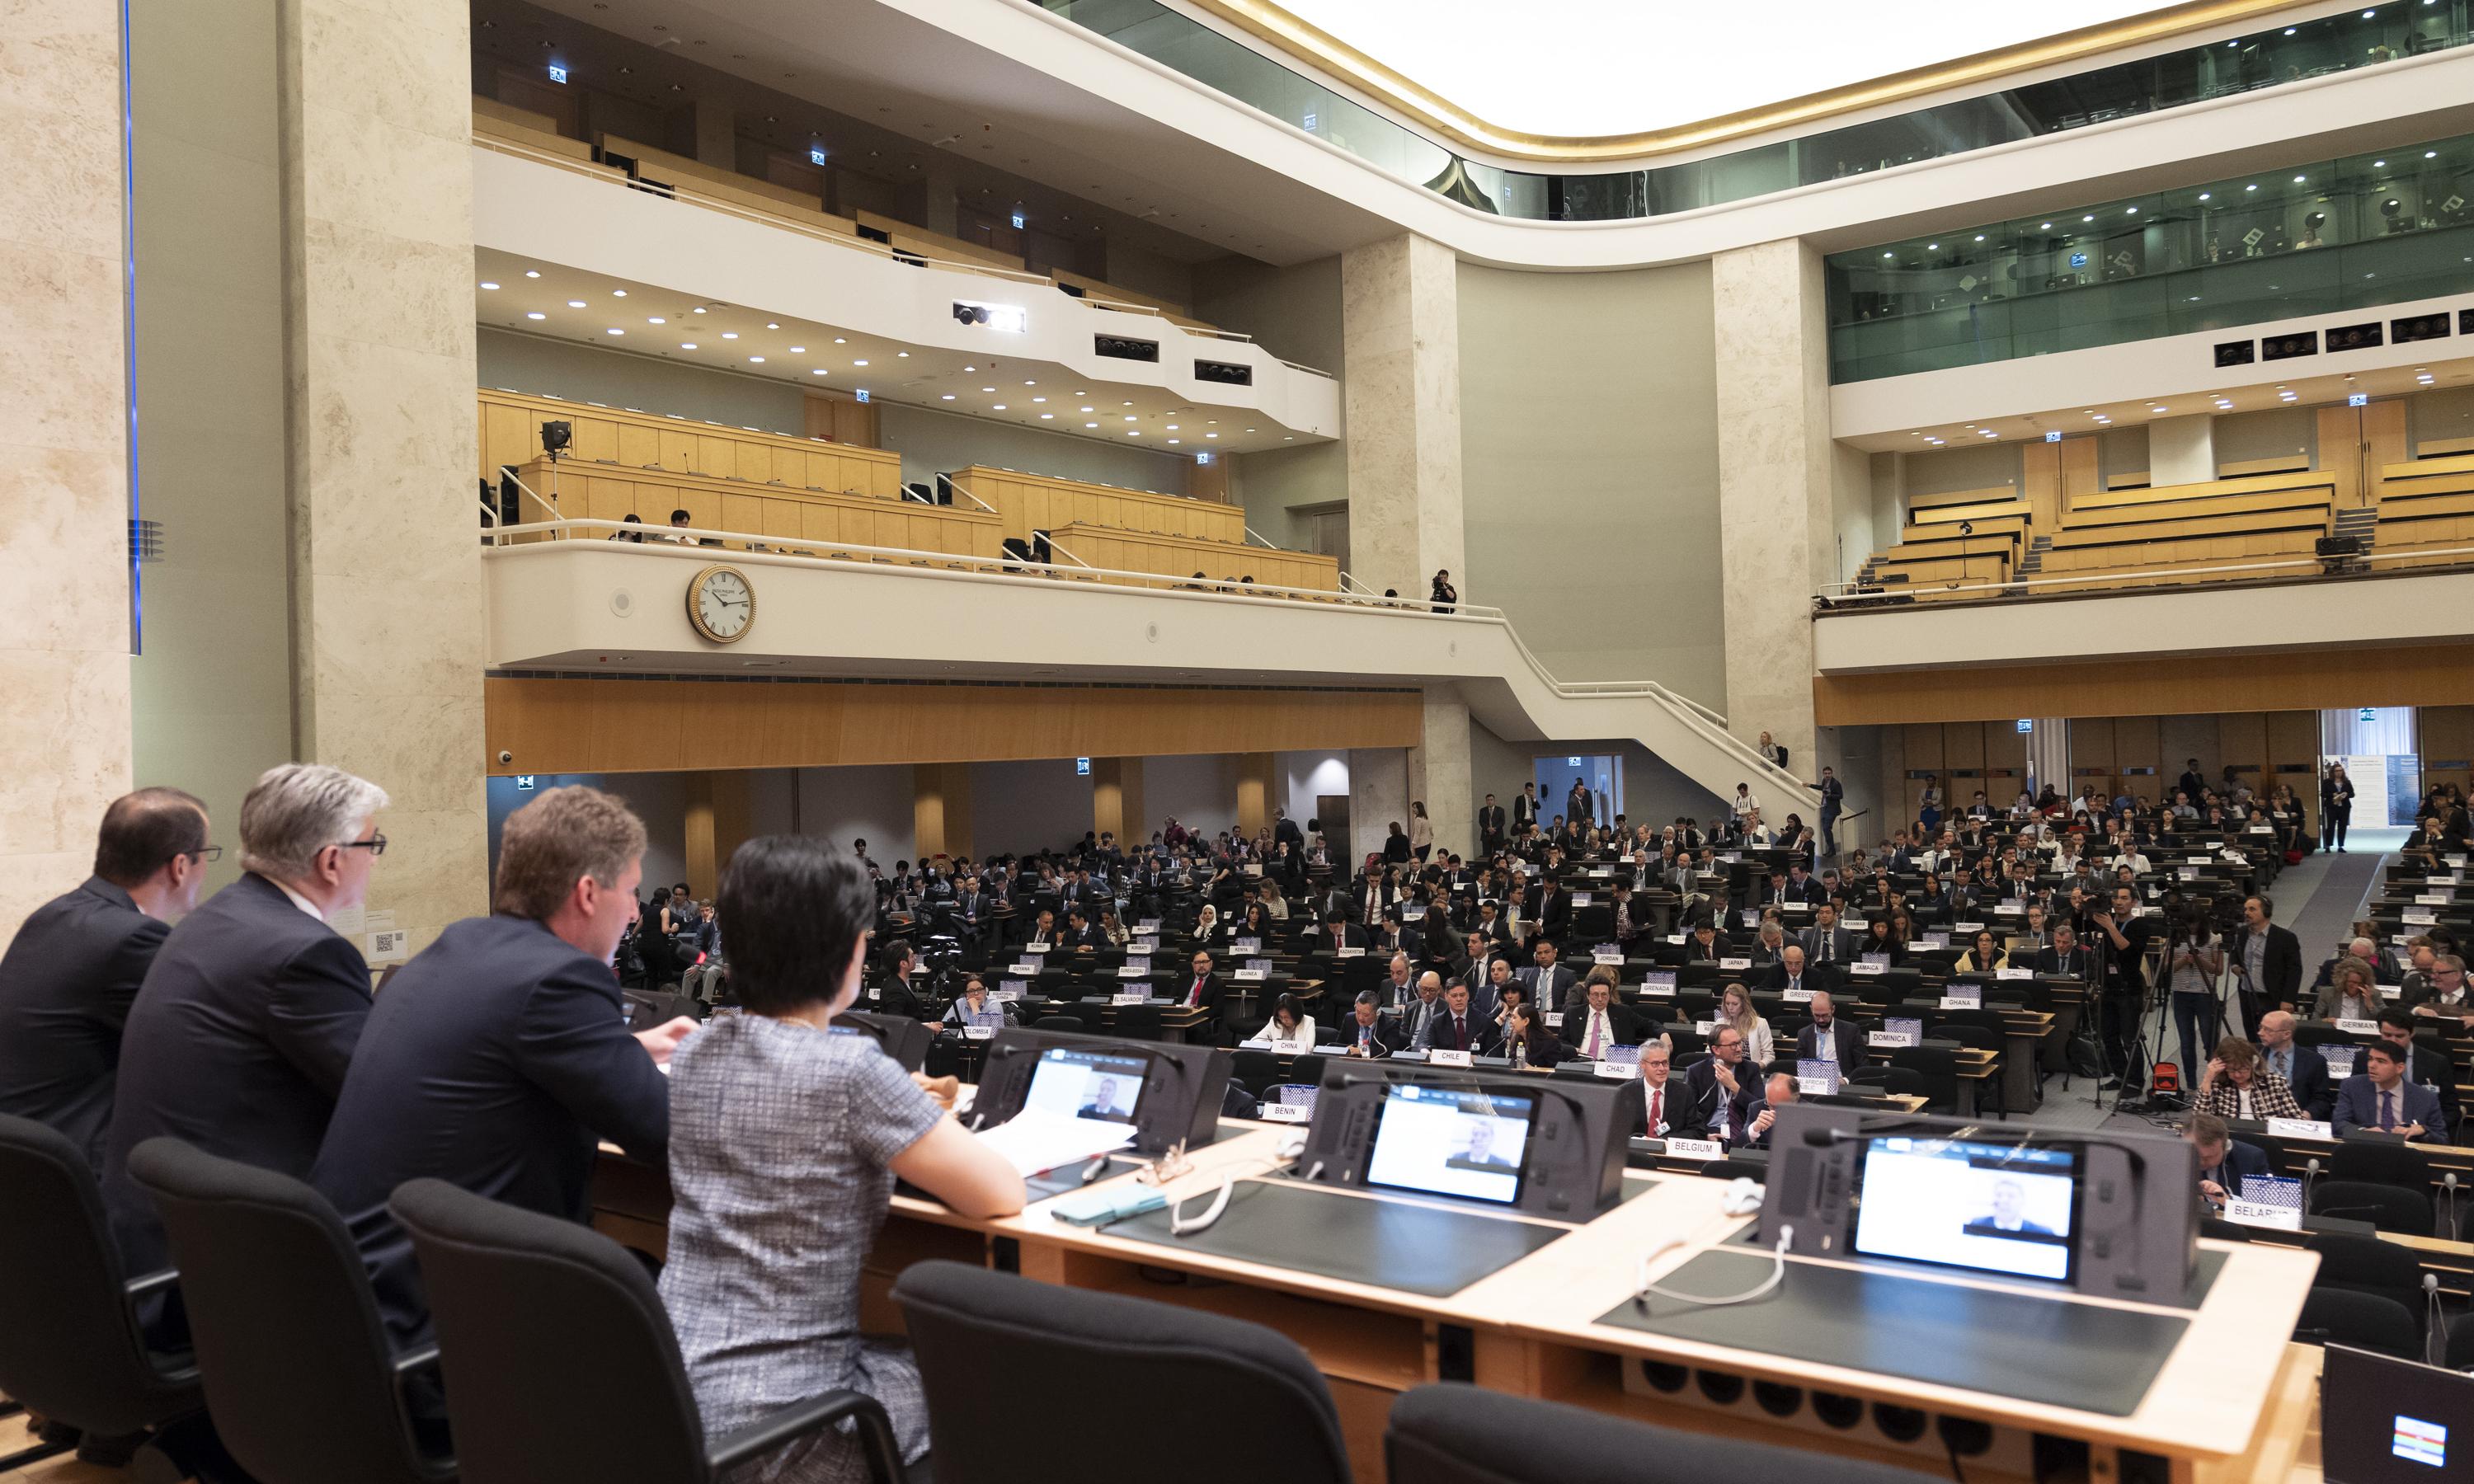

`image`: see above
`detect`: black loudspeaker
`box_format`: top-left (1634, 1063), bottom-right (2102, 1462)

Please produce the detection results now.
top-left (1194, 359), bottom-right (1253, 387)
top-left (2392, 311), bottom-right (2452, 345)
top-left (2317, 534), bottom-right (2366, 557)
top-left (2262, 331), bottom-right (2319, 361)
top-left (1094, 334), bottom-right (1159, 363)
top-left (2213, 339), bottom-right (2256, 368)
top-left (2325, 320), bottom-right (2384, 352)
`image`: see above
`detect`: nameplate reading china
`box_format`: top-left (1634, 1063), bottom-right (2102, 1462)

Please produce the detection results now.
top-left (1427, 1049), bottom-right (1474, 1068)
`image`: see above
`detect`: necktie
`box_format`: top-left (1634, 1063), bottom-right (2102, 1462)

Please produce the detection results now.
top-left (1188, 977), bottom-right (1204, 1007)
top-left (1584, 1013), bottom-right (1602, 1059)
top-left (2381, 1090), bottom-right (2396, 1130)
top-left (1818, 934), bottom-right (1830, 963)
top-left (1647, 1087), bottom-right (1663, 1136)
top-left (1454, 1014), bottom-right (1466, 1050)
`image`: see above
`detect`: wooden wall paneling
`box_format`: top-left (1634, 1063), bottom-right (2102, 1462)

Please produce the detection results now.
top-left (1190, 454), bottom-right (1231, 505)
top-left (1941, 725), bottom-right (1987, 810)
top-left (1983, 719), bottom-right (2028, 801)
top-left (2114, 715), bottom-right (2161, 802)
top-left (1879, 724), bottom-right (1907, 835)
top-left (1903, 723), bottom-right (1944, 823)
top-left (914, 763), bottom-right (973, 862)
top-left (2059, 434), bottom-right (2100, 510)
top-left (2265, 709), bottom-right (2321, 834)
top-left (2021, 443), bottom-right (2061, 532)
top-left (1814, 644), bottom-right (2474, 726)
top-left (2316, 405), bottom-right (2365, 508)
top-left (484, 680), bottom-right (1426, 775)
top-left (514, 458), bottom-right (996, 557)
top-left (1235, 753), bottom-right (1274, 835)
top-left (830, 397), bottom-right (880, 449)
top-left (480, 390), bottom-right (898, 502)
top-left (2363, 398), bottom-right (2409, 497)
top-left (2421, 705), bottom-right (2474, 799)
top-left (2218, 711), bottom-right (2268, 797)
top-left (2071, 716), bottom-right (2118, 801)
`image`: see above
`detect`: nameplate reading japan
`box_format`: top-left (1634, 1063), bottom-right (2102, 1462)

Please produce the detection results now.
top-left (1427, 1049), bottom-right (1474, 1068)
top-left (2265, 1117), bottom-right (2334, 1140)
top-left (1663, 1138), bottom-right (1724, 1162)
top-left (1719, 957), bottom-right (1752, 971)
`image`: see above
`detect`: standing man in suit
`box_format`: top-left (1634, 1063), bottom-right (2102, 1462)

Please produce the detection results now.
top-left (2033, 923), bottom-right (2095, 983)
top-left (0, 788), bottom-right (214, 1171)
top-left (1511, 782), bottom-right (1540, 838)
top-left (1818, 767), bottom-right (1845, 859)
top-left (2233, 895), bottom-right (2304, 1015)
top-left (1522, 942), bottom-right (1574, 1021)
top-left (1525, 876), bottom-right (1572, 944)
top-left (1478, 794), bottom-right (1507, 855)
top-left (1340, 990), bottom-right (1405, 1057)
top-left (1272, 808), bottom-right (1304, 851)
top-left (2333, 1040), bottom-right (2443, 1140)
top-left (1800, 903), bottom-right (1856, 969)
top-left (2185, 1112), bottom-right (2270, 1214)
top-left (1794, 991), bottom-right (1865, 1068)
top-left (1413, 979), bottom-right (1498, 1055)
top-left (313, 786), bottom-right (694, 1347)
top-left (1567, 779), bottom-right (1595, 833)
top-left (101, 763), bottom-right (388, 1286)
top-left (1676, 1026), bottom-right (1757, 1144)
top-left (2254, 1011), bottom-right (2333, 1121)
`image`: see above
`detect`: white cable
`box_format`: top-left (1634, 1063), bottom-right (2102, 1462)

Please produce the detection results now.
top-left (1634, 1227), bottom-right (1796, 1309)
top-left (1169, 1177), bottom-right (1236, 1236)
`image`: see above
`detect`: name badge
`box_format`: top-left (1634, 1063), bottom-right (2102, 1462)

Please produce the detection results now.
top-left (1782, 987), bottom-right (1814, 1003)
top-left (1428, 1049), bottom-right (1474, 1068)
top-left (1256, 1101), bottom-right (1310, 1124)
top-left (1665, 1137), bottom-right (1724, 1162)
top-left (1117, 965), bottom-right (1149, 979)
top-left (2224, 1199), bottom-right (2302, 1231)
top-left (1234, 968), bottom-right (1267, 981)
top-left (1942, 989), bottom-right (1982, 1008)
top-left (1719, 956), bottom-right (1752, 971)
top-left (2265, 1117), bottom-right (2333, 1140)
top-left (962, 1025), bottom-right (996, 1040)
top-left (1998, 967), bottom-right (2034, 980)
top-left (2333, 1017), bottom-right (2378, 1035)
top-left (1594, 1060), bottom-right (1639, 1080)
top-left (1112, 991), bottom-right (1150, 1006)
top-left (1850, 961), bottom-right (1884, 976)
top-left (1870, 1030), bottom-right (1917, 1048)
top-left (1024, 942), bottom-right (1050, 954)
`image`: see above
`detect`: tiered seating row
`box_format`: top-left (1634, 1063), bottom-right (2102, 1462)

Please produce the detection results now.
top-left (478, 389), bottom-right (904, 501)
top-left (2375, 453), bottom-right (2474, 569)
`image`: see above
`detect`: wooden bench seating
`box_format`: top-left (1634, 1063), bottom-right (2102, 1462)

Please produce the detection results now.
top-left (513, 458), bottom-right (1000, 560)
top-left (477, 388), bottom-right (902, 500)
top-left (2217, 455), bottom-right (2312, 478)
top-left (2067, 488), bottom-right (2331, 530)
top-left (1909, 498), bottom-right (2030, 528)
top-left (2053, 508), bottom-right (2330, 550)
top-left (2072, 470), bottom-right (2334, 512)
top-left (948, 465), bottom-right (1246, 547)
top-left (1866, 552), bottom-right (2011, 590)
top-left (1047, 523), bottom-right (1339, 593)
top-left (2040, 527), bottom-right (2321, 578)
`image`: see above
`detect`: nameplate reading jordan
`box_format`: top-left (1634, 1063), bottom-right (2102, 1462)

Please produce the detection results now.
top-left (1427, 1049), bottom-right (1474, 1068)
top-left (1870, 1030), bottom-right (1917, 1048)
top-left (2333, 1017), bottom-right (2379, 1035)
top-left (1719, 956), bottom-right (1752, 971)
top-left (2266, 1117), bottom-right (2334, 1139)
top-left (1594, 1060), bottom-right (1638, 1080)
top-left (1664, 1138), bottom-right (1724, 1162)
top-left (1781, 987), bottom-right (1814, 1003)
top-left (1595, 951), bottom-right (1624, 965)
top-left (1255, 1101), bottom-right (1310, 1123)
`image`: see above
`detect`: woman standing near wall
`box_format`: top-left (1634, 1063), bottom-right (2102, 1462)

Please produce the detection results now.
top-left (2321, 762), bottom-right (2355, 853)
top-left (1409, 801), bottom-right (1432, 863)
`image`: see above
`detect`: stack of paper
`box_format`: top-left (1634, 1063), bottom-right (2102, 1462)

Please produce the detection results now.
top-left (973, 1107), bottom-right (1136, 1176)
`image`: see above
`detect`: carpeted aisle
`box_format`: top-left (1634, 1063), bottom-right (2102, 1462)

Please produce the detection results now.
top-left (2284, 845), bottom-right (2389, 965)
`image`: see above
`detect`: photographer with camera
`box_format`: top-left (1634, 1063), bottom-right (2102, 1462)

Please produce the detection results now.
top-left (2166, 905), bottom-right (2227, 1085)
top-left (2088, 884), bottom-right (2153, 1091)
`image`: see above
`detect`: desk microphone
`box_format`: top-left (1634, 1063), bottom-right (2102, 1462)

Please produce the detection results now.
top-left (2301, 1156), bottom-right (2321, 1209)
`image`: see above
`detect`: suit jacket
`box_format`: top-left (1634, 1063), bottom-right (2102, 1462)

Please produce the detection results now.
top-left (1521, 964), bottom-right (1574, 1017)
top-left (1176, 972), bottom-right (1225, 1012)
top-left (101, 873), bottom-right (372, 1278)
top-left (1338, 1015), bottom-right (1407, 1057)
top-left (1413, 1007), bottom-right (1498, 1055)
top-left (1756, 964), bottom-right (1837, 998)
top-left (1672, 1057), bottom-right (1758, 1141)
top-left (1799, 924), bottom-right (1857, 966)
top-left (1794, 1019), bottom-right (1867, 1067)
top-left (313, 914), bottom-right (669, 1347)
top-left (2257, 1042), bottom-right (2333, 1121)
top-left (1512, 795), bottom-right (1539, 828)
top-left (1561, 1003), bottom-right (1645, 1057)
top-left (2199, 1139), bottom-right (2273, 1204)
top-left (2033, 946), bottom-right (2095, 981)
top-left (1477, 805), bottom-right (1507, 841)
top-left (0, 877), bottom-right (168, 1169)
top-left (2332, 1075), bottom-right (2444, 1140)
top-left (2236, 924), bottom-right (2304, 1008)
top-left (1399, 997), bottom-right (1447, 1048)
top-left (2407, 1043), bottom-right (2462, 1136)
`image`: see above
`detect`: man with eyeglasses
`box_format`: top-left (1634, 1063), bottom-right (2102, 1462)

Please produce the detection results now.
top-left (102, 762), bottom-right (389, 1300)
top-left (1676, 1026), bottom-right (1756, 1144)
top-left (0, 789), bottom-right (214, 1172)
top-left (2409, 953), bottom-right (2474, 1031)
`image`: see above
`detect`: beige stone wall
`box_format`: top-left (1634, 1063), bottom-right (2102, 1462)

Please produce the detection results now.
top-left (0, 1), bottom-right (134, 942)
top-left (1341, 232), bottom-right (1465, 599)
top-left (277, 0), bottom-right (487, 950)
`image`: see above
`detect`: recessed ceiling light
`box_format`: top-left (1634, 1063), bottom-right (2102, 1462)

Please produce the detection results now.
top-left (680, 342), bottom-right (697, 350)
top-left (606, 328), bottom-right (623, 336)
top-left (479, 280), bottom-right (500, 289)
top-left (812, 369), bottom-right (828, 375)
top-left (1973, 235), bottom-right (1984, 242)
top-left (2429, 151), bottom-right (2440, 159)
top-left (1126, 430), bottom-right (1140, 437)
top-left (722, 332), bottom-right (738, 340)
top-left (2039, 223), bottom-right (2052, 229)
top-left (2246, 184), bottom-right (2258, 191)
top-left (942, 394), bottom-right (956, 400)
top-left (1205, 433), bottom-right (1218, 439)
top-left (524, 270), bottom-right (540, 278)
top-left (612, 289), bottom-right (627, 298)
top-left (567, 299), bottom-right (586, 308)
top-left (1024, 380), bottom-right (1037, 386)
top-left (749, 356), bottom-right (764, 363)
top-left (1122, 415), bottom-right (1136, 422)
top-left (854, 359), bottom-right (868, 366)
top-left (993, 404), bottom-right (1008, 411)
top-left (1882, 251), bottom-right (1893, 259)
top-left (2152, 406), bottom-right (2166, 412)
top-left (2293, 175), bottom-right (2306, 183)
top-left (981, 386), bottom-right (995, 392)
top-left (2375, 160), bottom-right (2387, 167)
top-left (693, 307), bottom-right (706, 313)
top-left (1122, 402), bottom-right (1133, 407)
top-left (1166, 425), bottom-right (1178, 430)
top-left (834, 337), bottom-right (847, 344)
top-left (964, 365), bottom-right (976, 372)
top-left (648, 317), bottom-right (666, 325)
top-left (1927, 242), bottom-right (1939, 250)
top-left (2125, 206), bottom-right (2138, 215)
top-left (896, 351), bottom-right (909, 358)
top-left (2198, 192), bottom-right (2211, 200)
top-left (788, 345), bottom-right (804, 352)
top-left (1079, 406), bottom-right (1094, 412)
top-left (525, 311), bottom-right (545, 319)
top-left (2081, 214), bottom-right (2093, 223)
top-left (1168, 439), bottom-right (1179, 444)
top-left (766, 322), bottom-right (780, 329)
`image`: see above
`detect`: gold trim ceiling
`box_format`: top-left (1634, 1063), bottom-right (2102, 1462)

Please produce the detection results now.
top-left (1183, 0), bottom-right (2309, 163)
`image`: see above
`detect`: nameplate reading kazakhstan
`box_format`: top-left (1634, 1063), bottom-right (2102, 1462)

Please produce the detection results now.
top-left (2265, 1117), bottom-right (2333, 1139)
top-left (1427, 1049), bottom-right (1474, 1068)
top-left (1663, 1138), bottom-right (1724, 1162)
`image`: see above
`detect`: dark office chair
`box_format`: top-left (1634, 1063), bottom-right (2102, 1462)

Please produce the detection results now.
top-left (123, 1138), bottom-right (454, 1484)
top-left (388, 1179), bottom-right (905, 1484)
top-left (2303, 1233), bottom-right (2431, 1341)
top-left (1035, 1014), bottom-right (1087, 1032)
top-left (1384, 1383), bottom-right (1946, 1484)
top-left (2293, 1288), bottom-right (2420, 1360)
top-left (1702, 1158), bottom-right (1767, 1184)
top-left (2448, 1313), bottom-right (2474, 1371)
top-left (1889, 1045), bottom-right (1961, 1112)
top-left (1230, 1048), bottom-right (1286, 1096)
top-left (0, 1114), bottom-right (208, 1472)
top-left (2311, 1179), bottom-right (2435, 1237)
top-left (1113, 1003), bottom-right (1166, 1041)
top-left (2328, 1139), bottom-right (2429, 1192)
top-left (2197, 1216), bottom-right (2253, 1242)
top-left (892, 1260), bottom-right (1348, 1484)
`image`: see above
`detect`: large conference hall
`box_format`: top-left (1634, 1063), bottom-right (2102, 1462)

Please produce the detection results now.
top-left (9, 2), bottom-right (2474, 1480)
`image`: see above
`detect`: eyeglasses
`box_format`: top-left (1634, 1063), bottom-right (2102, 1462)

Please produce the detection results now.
top-left (339, 834), bottom-right (388, 857)
top-left (180, 845), bottom-right (225, 864)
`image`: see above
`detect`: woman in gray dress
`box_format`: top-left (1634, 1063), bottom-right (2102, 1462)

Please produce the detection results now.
top-left (661, 837), bottom-right (1024, 1483)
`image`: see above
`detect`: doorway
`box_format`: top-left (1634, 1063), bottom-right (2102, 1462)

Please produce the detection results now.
top-left (2320, 707), bottom-right (2421, 831)
top-left (1533, 754), bottom-right (1622, 833)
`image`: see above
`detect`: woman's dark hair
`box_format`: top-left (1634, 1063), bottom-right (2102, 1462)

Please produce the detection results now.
top-left (1272, 993), bottom-right (1303, 1028)
top-left (715, 836), bottom-right (874, 1016)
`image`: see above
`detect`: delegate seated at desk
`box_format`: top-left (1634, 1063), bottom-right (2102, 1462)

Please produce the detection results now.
top-left (661, 835), bottom-right (1023, 1484)
top-left (1413, 979), bottom-right (1500, 1055)
top-left (2186, 1112), bottom-right (2271, 1214)
top-left (2331, 1040), bottom-right (2443, 1140)
top-left (1675, 1026), bottom-right (1756, 1144)
top-left (1340, 990), bottom-right (1408, 1056)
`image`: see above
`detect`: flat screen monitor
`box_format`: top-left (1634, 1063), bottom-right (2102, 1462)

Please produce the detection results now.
top-left (2322, 1344), bottom-right (2472, 1482)
top-left (1363, 1083), bottom-right (1535, 1206)
top-left (1022, 1045), bottom-right (1150, 1130)
top-left (1852, 1137), bottom-right (2078, 1282)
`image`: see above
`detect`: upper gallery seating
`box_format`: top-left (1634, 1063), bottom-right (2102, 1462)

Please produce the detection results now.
top-left (473, 98), bottom-right (1230, 337)
top-left (2373, 452), bottom-right (2474, 570)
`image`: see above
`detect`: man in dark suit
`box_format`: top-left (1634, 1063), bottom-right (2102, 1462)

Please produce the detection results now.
top-left (1673, 1026), bottom-right (1758, 1144)
top-left (1338, 990), bottom-right (1406, 1058)
top-left (2185, 1112), bottom-right (2271, 1214)
top-left (875, 939), bottom-right (926, 1018)
top-left (313, 786), bottom-right (693, 1347)
top-left (1511, 783), bottom-right (1539, 835)
top-left (2376, 1009), bottom-right (2461, 1140)
top-left (1758, 945), bottom-right (1832, 998)
top-left (1563, 977), bottom-right (1642, 1060)
top-left (1272, 809), bottom-right (1304, 851)
top-left (1178, 949), bottom-right (1224, 1016)
top-left (2234, 895), bottom-right (2304, 1013)
top-left (1412, 979), bottom-right (1498, 1055)
top-left (2032, 923), bottom-right (2095, 983)
top-left (101, 763), bottom-right (387, 1286)
top-left (2253, 1011), bottom-right (2332, 1121)
top-left (1785, 862), bottom-right (1823, 905)
top-left (1522, 942), bottom-right (1574, 1019)
top-left (1794, 991), bottom-right (1865, 1068)
top-left (2333, 1040), bottom-right (2444, 1140)
top-left (1478, 794), bottom-right (1507, 854)
top-left (1524, 876), bottom-right (1572, 943)
top-left (1799, 903), bottom-right (1856, 969)
top-left (0, 789), bottom-right (212, 1170)
top-left (1567, 781), bottom-right (1595, 833)
top-left (1399, 971), bottom-right (1448, 1048)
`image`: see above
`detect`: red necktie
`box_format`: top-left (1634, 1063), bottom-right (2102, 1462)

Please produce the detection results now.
top-left (1188, 977), bottom-right (1204, 1007)
top-left (1648, 1087), bottom-right (1663, 1136)
top-left (1454, 1015), bottom-right (1467, 1049)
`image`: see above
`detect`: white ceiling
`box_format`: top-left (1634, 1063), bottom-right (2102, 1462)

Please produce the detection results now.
top-left (474, 250), bottom-right (1319, 454)
top-left (1274, 0), bottom-right (2185, 138)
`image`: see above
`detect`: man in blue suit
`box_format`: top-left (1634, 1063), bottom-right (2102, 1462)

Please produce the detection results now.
top-left (313, 786), bottom-right (696, 1348)
top-left (0, 788), bottom-right (212, 1170)
top-left (2332, 1041), bottom-right (2444, 1141)
top-left (2253, 1012), bottom-right (2331, 1121)
top-left (101, 763), bottom-right (388, 1287)
top-left (2186, 1112), bottom-right (2272, 1214)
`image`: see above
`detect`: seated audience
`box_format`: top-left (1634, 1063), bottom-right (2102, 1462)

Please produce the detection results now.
top-left (2332, 1040), bottom-right (2443, 1141)
top-left (2185, 1111), bottom-right (2271, 1214)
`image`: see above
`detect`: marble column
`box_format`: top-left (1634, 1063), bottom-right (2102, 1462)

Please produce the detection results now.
top-left (0, 0), bottom-right (134, 943)
top-left (277, 0), bottom-right (487, 953)
top-left (1712, 239), bottom-right (1837, 778)
top-left (1341, 233), bottom-right (1465, 599)
top-left (1348, 748), bottom-right (1409, 867)
top-left (1409, 693), bottom-right (1472, 861)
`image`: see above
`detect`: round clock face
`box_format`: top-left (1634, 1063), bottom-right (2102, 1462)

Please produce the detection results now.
top-left (689, 566), bottom-right (754, 642)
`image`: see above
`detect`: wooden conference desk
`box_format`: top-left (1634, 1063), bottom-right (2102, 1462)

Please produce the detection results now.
top-left (593, 1122), bottom-right (2317, 1484)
